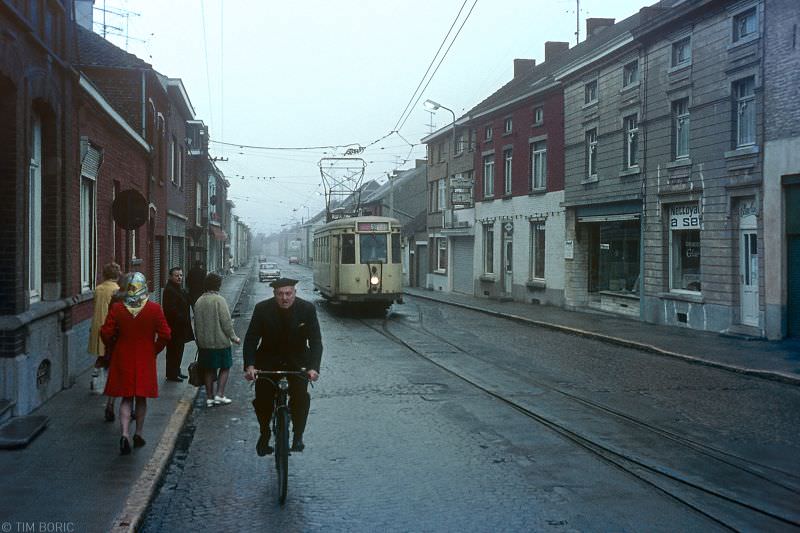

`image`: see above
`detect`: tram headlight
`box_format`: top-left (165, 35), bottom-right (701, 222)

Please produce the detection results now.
top-left (370, 275), bottom-right (380, 286)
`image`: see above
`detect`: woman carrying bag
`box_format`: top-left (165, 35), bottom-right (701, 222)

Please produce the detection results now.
top-left (193, 273), bottom-right (240, 407)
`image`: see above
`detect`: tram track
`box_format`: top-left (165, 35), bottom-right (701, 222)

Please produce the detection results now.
top-left (355, 308), bottom-right (800, 532)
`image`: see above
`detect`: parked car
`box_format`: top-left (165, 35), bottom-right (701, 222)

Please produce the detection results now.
top-left (288, 256), bottom-right (299, 264)
top-left (259, 262), bottom-right (281, 282)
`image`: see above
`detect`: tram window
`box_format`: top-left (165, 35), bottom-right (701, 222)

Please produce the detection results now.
top-left (341, 234), bottom-right (355, 264)
top-left (391, 233), bottom-right (401, 264)
top-left (360, 234), bottom-right (387, 263)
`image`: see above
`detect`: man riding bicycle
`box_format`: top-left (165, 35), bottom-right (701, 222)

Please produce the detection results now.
top-left (243, 278), bottom-right (322, 455)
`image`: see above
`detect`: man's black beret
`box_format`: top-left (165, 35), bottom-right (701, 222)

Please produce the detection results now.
top-left (270, 277), bottom-right (298, 289)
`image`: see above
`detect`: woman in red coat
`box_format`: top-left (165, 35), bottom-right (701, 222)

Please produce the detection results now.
top-left (101, 272), bottom-right (171, 455)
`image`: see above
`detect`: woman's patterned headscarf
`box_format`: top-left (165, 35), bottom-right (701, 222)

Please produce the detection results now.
top-left (124, 272), bottom-right (149, 315)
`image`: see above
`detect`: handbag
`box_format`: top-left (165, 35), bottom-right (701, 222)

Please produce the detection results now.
top-left (188, 351), bottom-right (203, 387)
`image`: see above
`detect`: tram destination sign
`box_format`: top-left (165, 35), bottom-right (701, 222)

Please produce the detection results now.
top-left (357, 222), bottom-right (389, 232)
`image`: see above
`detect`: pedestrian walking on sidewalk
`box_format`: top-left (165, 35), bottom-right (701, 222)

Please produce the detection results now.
top-left (186, 260), bottom-right (206, 307)
top-left (193, 272), bottom-right (241, 407)
top-left (163, 266), bottom-right (194, 382)
top-left (88, 262), bottom-right (121, 422)
top-left (243, 278), bottom-right (322, 455)
top-left (101, 272), bottom-right (171, 455)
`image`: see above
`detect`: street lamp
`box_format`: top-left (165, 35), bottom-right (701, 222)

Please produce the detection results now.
top-left (424, 99), bottom-right (458, 231)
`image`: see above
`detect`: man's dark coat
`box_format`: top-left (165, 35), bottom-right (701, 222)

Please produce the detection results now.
top-left (162, 281), bottom-right (194, 343)
top-left (243, 297), bottom-right (322, 372)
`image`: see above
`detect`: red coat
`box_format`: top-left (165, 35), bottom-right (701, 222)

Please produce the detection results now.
top-left (101, 301), bottom-right (171, 398)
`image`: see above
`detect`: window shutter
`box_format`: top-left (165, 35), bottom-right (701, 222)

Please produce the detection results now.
top-left (80, 139), bottom-right (103, 180)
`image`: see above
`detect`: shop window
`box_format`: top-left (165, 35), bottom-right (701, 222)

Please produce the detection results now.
top-left (669, 204), bottom-right (701, 292)
top-left (590, 220), bottom-right (640, 295)
top-left (483, 223), bottom-right (494, 274)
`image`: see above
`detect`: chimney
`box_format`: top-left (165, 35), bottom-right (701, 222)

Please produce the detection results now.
top-left (586, 17), bottom-right (615, 39)
top-left (514, 58), bottom-right (536, 78)
top-left (74, 0), bottom-right (95, 31)
top-left (544, 41), bottom-right (570, 62)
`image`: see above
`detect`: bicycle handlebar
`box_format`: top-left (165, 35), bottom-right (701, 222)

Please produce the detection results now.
top-left (253, 369), bottom-right (313, 387)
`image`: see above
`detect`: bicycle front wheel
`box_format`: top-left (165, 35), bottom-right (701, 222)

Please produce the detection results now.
top-left (274, 406), bottom-right (290, 504)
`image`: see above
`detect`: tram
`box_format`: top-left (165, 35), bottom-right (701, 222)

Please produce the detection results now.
top-left (312, 215), bottom-right (403, 311)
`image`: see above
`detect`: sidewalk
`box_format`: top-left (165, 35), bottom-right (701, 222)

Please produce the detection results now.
top-left (403, 287), bottom-right (800, 385)
top-left (0, 271), bottom-right (248, 533)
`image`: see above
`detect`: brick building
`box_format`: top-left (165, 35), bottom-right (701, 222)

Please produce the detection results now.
top-left (0, 0), bottom-right (80, 416)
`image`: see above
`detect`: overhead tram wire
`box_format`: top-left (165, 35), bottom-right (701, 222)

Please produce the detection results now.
top-left (391, 0), bottom-right (470, 133)
top-left (397, 0), bottom-right (479, 133)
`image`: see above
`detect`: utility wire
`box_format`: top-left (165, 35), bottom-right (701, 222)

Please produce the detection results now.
top-left (397, 0), bottom-right (479, 132)
top-left (392, 0), bottom-right (469, 132)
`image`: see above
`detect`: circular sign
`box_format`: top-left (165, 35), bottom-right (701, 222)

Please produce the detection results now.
top-left (112, 189), bottom-right (149, 230)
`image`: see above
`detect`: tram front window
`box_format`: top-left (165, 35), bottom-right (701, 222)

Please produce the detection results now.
top-left (360, 234), bottom-right (387, 263)
top-left (341, 234), bottom-right (355, 264)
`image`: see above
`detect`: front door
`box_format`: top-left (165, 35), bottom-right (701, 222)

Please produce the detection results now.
top-left (739, 208), bottom-right (759, 327)
top-left (740, 217), bottom-right (759, 326)
top-left (503, 228), bottom-right (513, 295)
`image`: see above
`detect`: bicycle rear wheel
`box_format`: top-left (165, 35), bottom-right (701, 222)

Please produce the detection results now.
top-left (274, 407), bottom-right (290, 504)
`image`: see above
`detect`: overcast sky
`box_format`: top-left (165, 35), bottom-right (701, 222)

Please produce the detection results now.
top-left (97, 0), bottom-right (647, 236)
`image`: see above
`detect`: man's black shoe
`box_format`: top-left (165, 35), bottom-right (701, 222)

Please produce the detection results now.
top-left (256, 432), bottom-right (273, 456)
top-left (178, 372), bottom-right (188, 379)
top-left (290, 435), bottom-right (305, 452)
top-left (166, 376), bottom-right (184, 383)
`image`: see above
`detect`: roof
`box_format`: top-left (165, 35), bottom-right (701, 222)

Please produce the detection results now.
top-left (75, 25), bottom-right (152, 69)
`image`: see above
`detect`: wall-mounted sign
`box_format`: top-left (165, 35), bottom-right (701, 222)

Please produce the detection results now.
top-left (564, 240), bottom-right (574, 260)
top-left (670, 203), bottom-right (700, 229)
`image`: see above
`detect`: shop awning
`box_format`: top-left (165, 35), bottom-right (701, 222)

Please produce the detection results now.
top-left (209, 226), bottom-right (227, 241)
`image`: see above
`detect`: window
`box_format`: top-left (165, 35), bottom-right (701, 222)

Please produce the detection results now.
top-left (341, 234), bottom-right (355, 264)
top-left (455, 132), bottom-right (464, 155)
top-left (673, 99), bottom-right (690, 159)
top-left (623, 60), bottom-right (639, 87)
top-left (733, 7), bottom-right (757, 43)
top-left (624, 114), bottom-right (639, 169)
top-left (671, 36), bottom-right (691, 67)
top-left (485, 125), bottom-right (493, 141)
top-left (170, 136), bottom-right (177, 183)
top-left (530, 222), bottom-right (546, 280)
top-left (29, 111), bottom-right (42, 303)
top-left (530, 141), bottom-right (547, 190)
top-left (429, 182), bottom-right (437, 212)
top-left (437, 179), bottom-right (446, 211)
top-left (734, 77), bottom-right (756, 147)
top-left (80, 176), bottom-right (95, 291)
top-left (391, 233), bottom-right (401, 264)
top-left (195, 185), bottom-right (202, 224)
top-left (483, 223), bottom-right (494, 274)
top-left (533, 107), bottom-right (544, 125)
top-left (436, 237), bottom-right (447, 272)
top-left (504, 117), bottom-right (513, 134)
top-left (669, 204), bottom-right (701, 292)
top-left (584, 80), bottom-right (598, 104)
top-left (79, 141), bottom-right (102, 292)
top-left (359, 234), bottom-right (387, 263)
top-left (468, 129), bottom-right (476, 152)
top-left (586, 129), bottom-right (598, 178)
top-left (503, 149), bottom-right (513, 195)
top-left (438, 142), bottom-right (445, 162)
top-left (483, 155), bottom-right (495, 197)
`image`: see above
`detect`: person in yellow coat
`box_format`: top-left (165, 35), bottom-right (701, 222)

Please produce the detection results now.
top-left (88, 262), bottom-right (121, 421)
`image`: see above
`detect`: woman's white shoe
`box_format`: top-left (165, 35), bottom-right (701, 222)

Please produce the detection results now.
top-left (214, 395), bottom-right (232, 405)
top-left (205, 399), bottom-right (215, 407)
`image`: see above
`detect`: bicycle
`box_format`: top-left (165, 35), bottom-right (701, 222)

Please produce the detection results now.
top-left (254, 369), bottom-right (311, 505)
